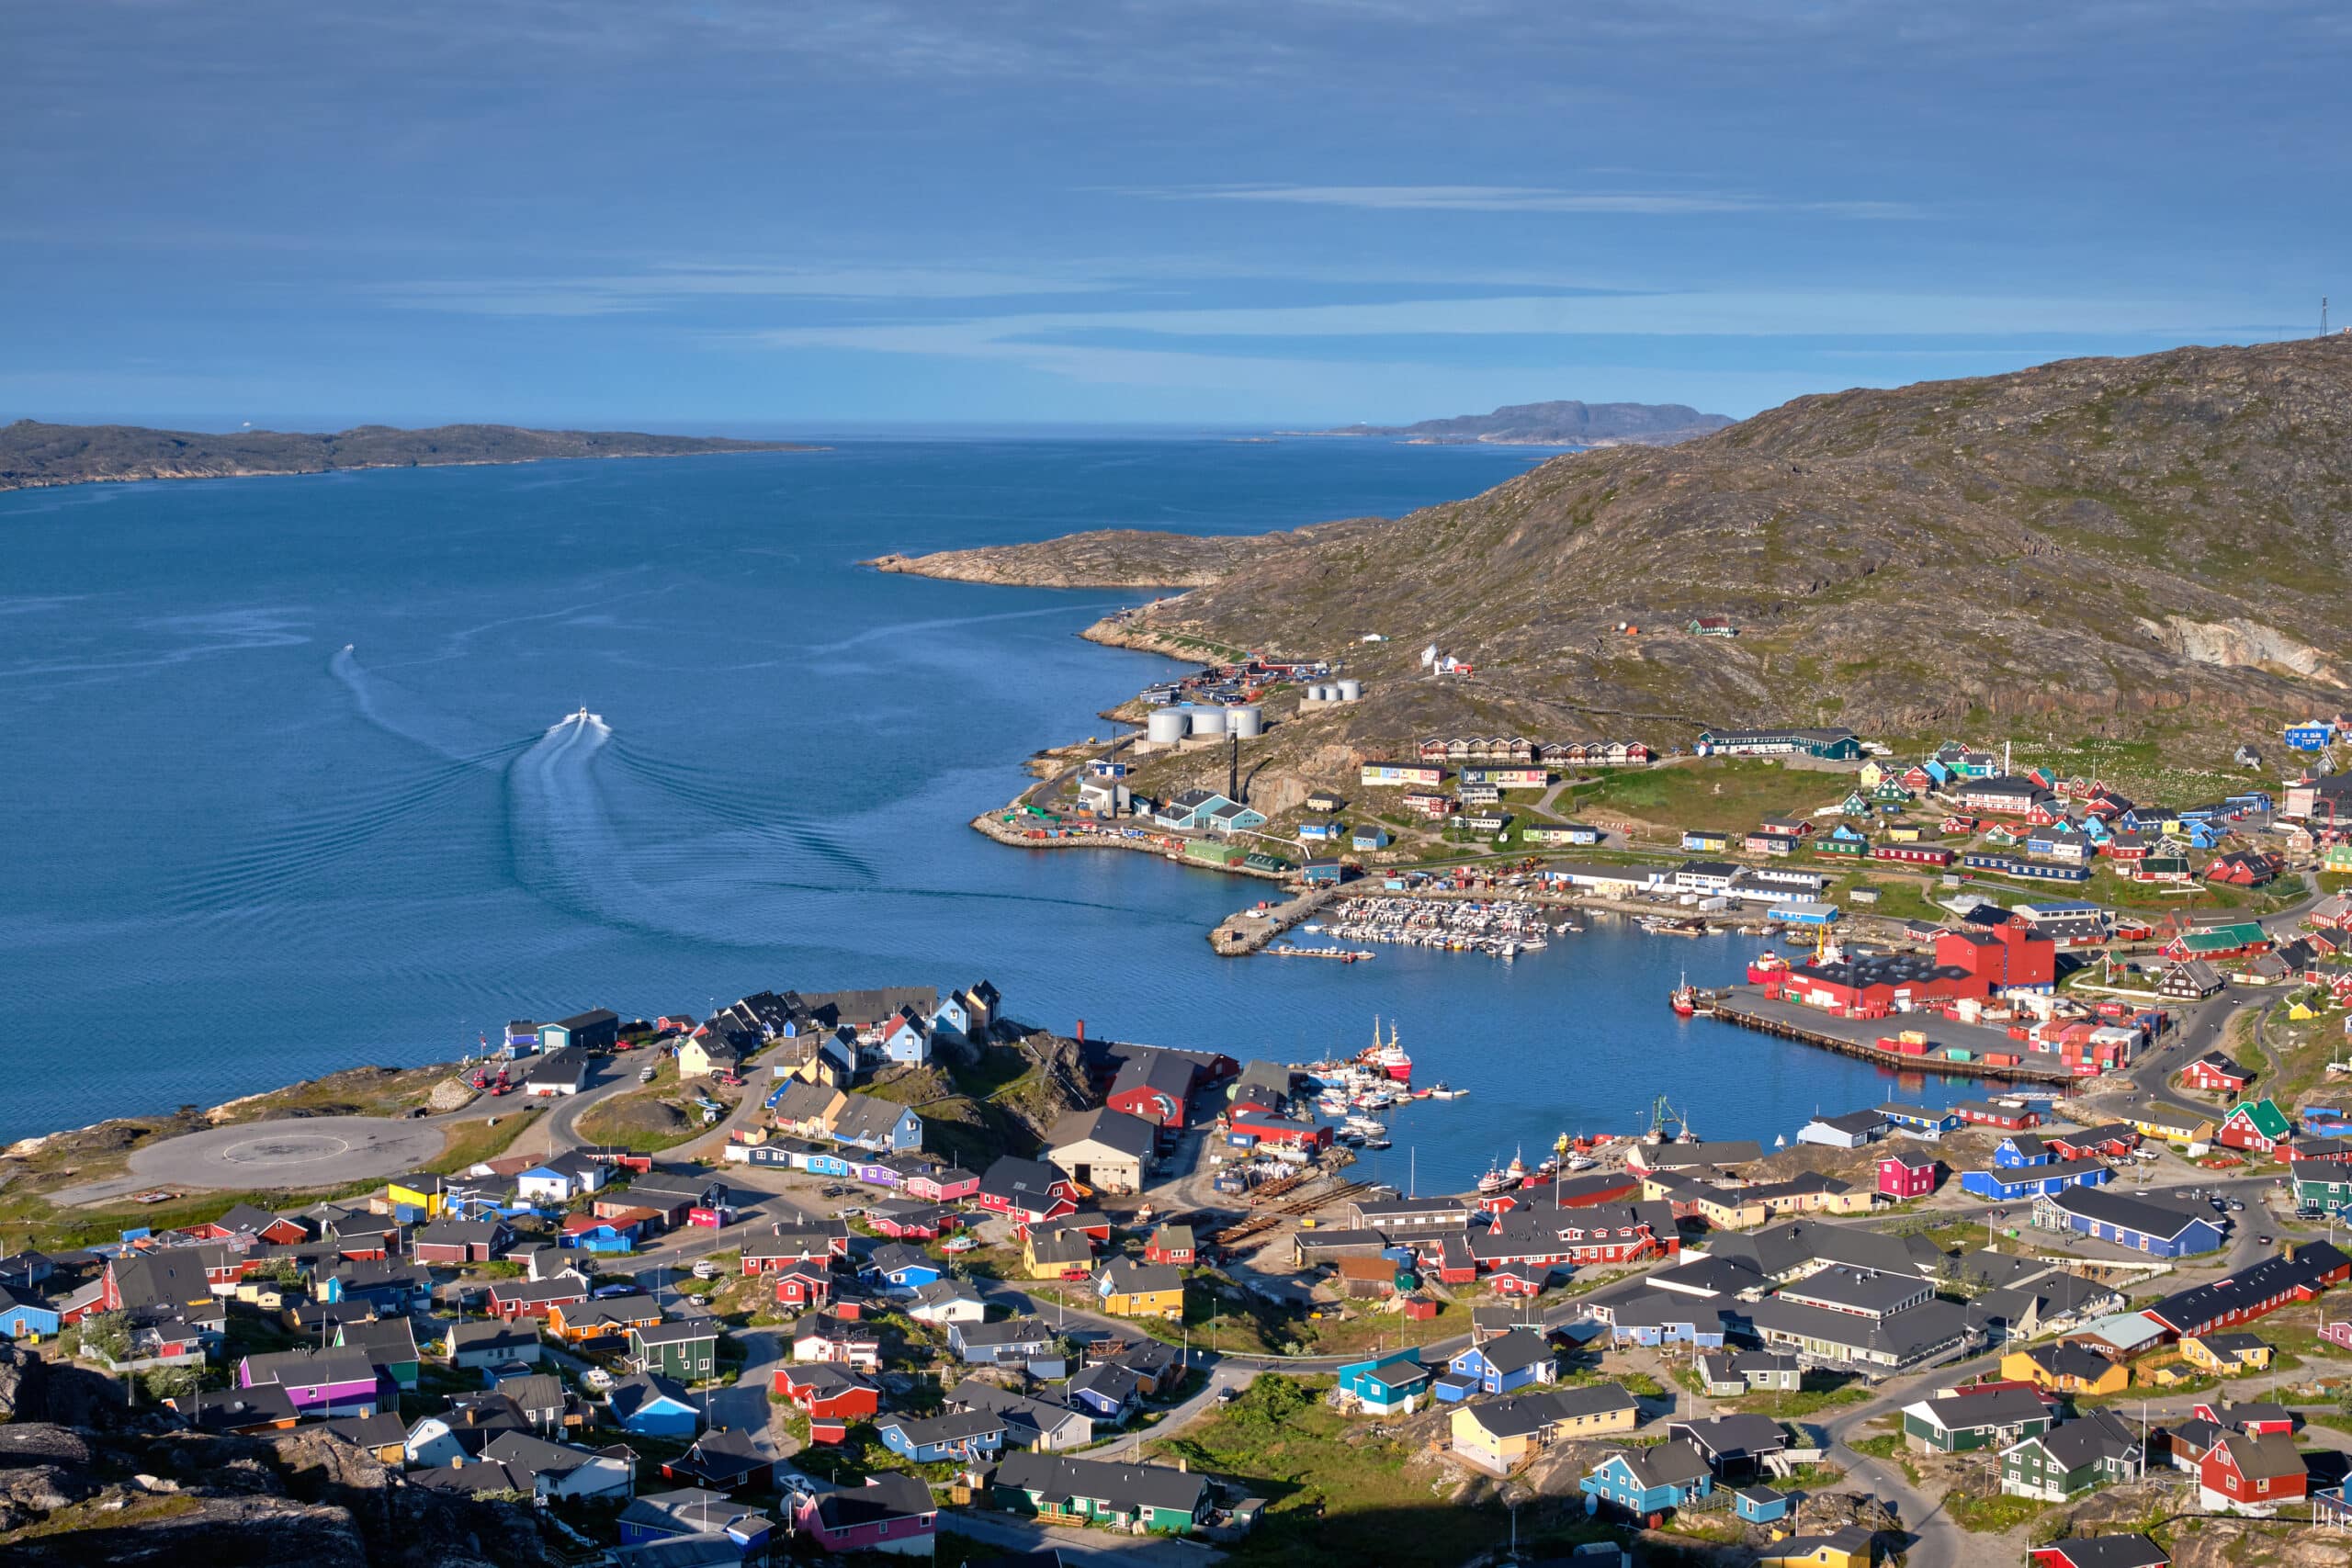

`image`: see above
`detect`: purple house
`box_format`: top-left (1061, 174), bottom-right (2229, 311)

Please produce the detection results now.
top-left (792, 1473), bottom-right (936, 1554)
top-left (237, 1347), bottom-right (386, 1417)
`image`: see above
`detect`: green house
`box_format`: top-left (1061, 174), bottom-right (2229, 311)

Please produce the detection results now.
top-left (630, 1318), bottom-right (720, 1382)
top-left (1901, 1388), bottom-right (2052, 1453)
top-left (1814, 836), bottom-right (1867, 858)
top-left (1998, 1412), bottom-right (2141, 1502)
top-left (990, 1451), bottom-right (1211, 1535)
top-left (334, 1318), bottom-right (420, 1390)
top-left (1871, 778), bottom-right (1912, 803)
top-left (2294, 1162), bottom-right (2352, 1210)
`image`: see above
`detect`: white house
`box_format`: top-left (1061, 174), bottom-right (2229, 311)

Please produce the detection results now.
top-left (524, 1049), bottom-right (589, 1098)
top-left (479, 1430), bottom-right (636, 1501)
top-left (905, 1279), bottom-right (989, 1325)
top-left (1796, 1111), bottom-right (1888, 1150)
top-left (517, 1162), bottom-right (606, 1204)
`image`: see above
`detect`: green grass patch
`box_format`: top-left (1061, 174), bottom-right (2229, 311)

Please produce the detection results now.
top-left (1947, 1490), bottom-right (2050, 1533)
top-left (425, 1109), bottom-right (544, 1174)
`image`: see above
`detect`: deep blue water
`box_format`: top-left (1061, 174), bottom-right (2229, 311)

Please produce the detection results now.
top-left (0, 440), bottom-right (1976, 1186)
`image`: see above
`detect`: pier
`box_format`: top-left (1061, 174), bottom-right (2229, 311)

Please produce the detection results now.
top-left (1707, 995), bottom-right (2078, 1085)
top-left (1211, 884), bottom-right (1342, 955)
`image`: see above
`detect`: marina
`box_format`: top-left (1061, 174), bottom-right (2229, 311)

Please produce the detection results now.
top-left (1307, 894), bottom-right (1572, 959)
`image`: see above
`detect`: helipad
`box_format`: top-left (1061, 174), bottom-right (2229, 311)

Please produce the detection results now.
top-left (128, 1115), bottom-right (448, 1190)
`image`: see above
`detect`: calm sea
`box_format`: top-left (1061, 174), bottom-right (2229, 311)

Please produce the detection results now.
top-left (0, 440), bottom-right (1975, 1185)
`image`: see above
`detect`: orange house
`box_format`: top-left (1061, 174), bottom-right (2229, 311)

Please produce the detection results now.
top-left (545, 1293), bottom-right (665, 1345)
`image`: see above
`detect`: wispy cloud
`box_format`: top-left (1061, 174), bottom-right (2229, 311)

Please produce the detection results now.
top-left (380, 264), bottom-right (1130, 317)
top-left (1136, 184), bottom-right (1922, 219)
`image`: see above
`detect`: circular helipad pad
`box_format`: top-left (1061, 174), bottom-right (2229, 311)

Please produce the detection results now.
top-left (128, 1115), bottom-right (447, 1190)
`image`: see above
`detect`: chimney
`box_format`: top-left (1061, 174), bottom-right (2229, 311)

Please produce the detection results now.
top-left (1075, 1020), bottom-right (1086, 1044)
top-left (1178, 1456), bottom-right (1187, 1472)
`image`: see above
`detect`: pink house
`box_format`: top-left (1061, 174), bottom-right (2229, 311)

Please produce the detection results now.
top-left (792, 1473), bottom-right (936, 1554)
top-left (1878, 1150), bottom-right (1940, 1200)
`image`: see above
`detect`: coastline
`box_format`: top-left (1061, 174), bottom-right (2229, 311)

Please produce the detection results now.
top-left (0, 444), bottom-right (827, 496)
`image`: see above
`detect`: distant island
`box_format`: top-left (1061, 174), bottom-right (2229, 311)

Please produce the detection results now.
top-left (1294, 398), bottom-right (1735, 447)
top-left (0, 419), bottom-right (820, 492)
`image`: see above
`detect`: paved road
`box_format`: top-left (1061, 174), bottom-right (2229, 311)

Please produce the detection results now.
top-left (942, 1509), bottom-right (1221, 1568)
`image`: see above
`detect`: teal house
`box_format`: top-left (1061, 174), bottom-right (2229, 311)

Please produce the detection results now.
top-left (1579, 1440), bottom-right (1713, 1521)
top-left (1336, 1348), bottom-right (1430, 1415)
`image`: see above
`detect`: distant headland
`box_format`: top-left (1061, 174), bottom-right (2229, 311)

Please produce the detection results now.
top-left (0, 418), bottom-right (822, 492)
top-left (1288, 397), bottom-right (1735, 447)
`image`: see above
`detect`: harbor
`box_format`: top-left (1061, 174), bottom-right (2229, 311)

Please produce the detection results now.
top-left (1295, 894), bottom-right (1574, 959)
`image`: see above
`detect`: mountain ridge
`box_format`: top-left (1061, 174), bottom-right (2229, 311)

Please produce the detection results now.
top-left (1298, 397), bottom-right (1735, 446)
top-left (0, 419), bottom-right (817, 492)
top-left (876, 337), bottom-right (2352, 763)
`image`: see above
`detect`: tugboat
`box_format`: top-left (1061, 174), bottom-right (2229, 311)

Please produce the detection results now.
top-left (1668, 969), bottom-right (1699, 1017)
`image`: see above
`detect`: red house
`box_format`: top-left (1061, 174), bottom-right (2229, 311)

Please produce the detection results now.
top-left (1144, 1225), bottom-right (1196, 1267)
top-left (1877, 1150), bottom-right (1940, 1200)
top-left (774, 1266), bottom-right (834, 1309)
top-left (774, 1362), bottom-right (882, 1423)
top-left (1872, 843), bottom-right (1956, 867)
top-left (2199, 1431), bottom-right (2306, 1510)
top-left (2029, 1539), bottom-right (2167, 1568)
top-left (2205, 851), bottom-right (2283, 887)
top-left (1487, 1265), bottom-right (1547, 1298)
top-left (2046, 1125), bottom-right (2141, 1160)
top-left (2191, 1400), bottom-right (2297, 1437)
top-left (902, 1167), bottom-right (981, 1202)
top-left (2183, 1054), bottom-right (2253, 1095)
top-left (1954, 1100), bottom-right (2041, 1131)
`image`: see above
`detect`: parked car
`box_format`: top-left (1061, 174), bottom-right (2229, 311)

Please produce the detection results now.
top-left (2259, 1235), bottom-right (2274, 1245)
top-left (593, 1282), bottom-right (639, 1298)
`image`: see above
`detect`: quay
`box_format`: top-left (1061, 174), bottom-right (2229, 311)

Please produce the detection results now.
top-left (1707, 992), bottom-right (2079, 1085)
top-left (1212, 884), bottom-right (1342, 954)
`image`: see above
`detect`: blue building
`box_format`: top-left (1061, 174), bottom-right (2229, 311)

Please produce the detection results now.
top-left (1734, 1485), bottom-right (1792, 1524)
top-left (0, 1292), bottom-right (61, 1340)
top-left (1960, 1159), bottom-right (2109, 1202)
top-left (1876, 1104), bottom-right (1962, 1137)
top-left (877, 1410), bottom-right (1006, 1464)
top-left (1302, 859), bottom-right (1347, 886)
top-left (1336, 1349), bottom-right (1432, 1415)
top-left (1447, 1328), bottom-right (1556, 1395)
top-left (1993, 1135), bottom-right (2052, 1168)
top-left (1351, 825), bottom-right (1390, 851)
top-left (2033, 1187), bottom-right (2225, 1258)
top-left (1297, 820), bottom-right (1343, 842)
top-left (866, 1245), bottom-right (944, 1293)
top-left (616, 1489), bottom-right (773, 1554)
top-left (1580, 1441), bottom-right (1714, 1518)
top-left (607, 1373), bottom-right (703, 1438)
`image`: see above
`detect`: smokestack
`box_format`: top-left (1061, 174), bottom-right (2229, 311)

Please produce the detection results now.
top-left (1229, 730), bottom-right (1239, 803)
top-left (1075, 1019), bottom-right (1085, 1044)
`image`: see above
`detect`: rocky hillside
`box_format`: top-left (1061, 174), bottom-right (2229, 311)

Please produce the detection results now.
top-left (0, 1345), bottom-right (560, 1567)
top-left (881, 338), bottom-right (2352, 761)
top-left (0, 419), bottom-right (814, 492)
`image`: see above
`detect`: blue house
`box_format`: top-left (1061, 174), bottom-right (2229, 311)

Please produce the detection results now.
top-left (1993, 1134), bottom-right (2052, 1168)
top-left (1064, 1361), bottom-right (1145, 1422)
top-left (866, 1245), bottom-right (943, 1293)
top-left (877, 1410), bottom-right (1006, 1464)
top-left (1337, 1349), bottom-right (1431, 1415)
top-left (616, 1489), bottom-right (773, 1554)
top-left (2033, 1187), bottom-right (2225, 1258)
top-left (0, 1292), bottom-right (61, 1340)
top-left (1297, 820), bottom-right (1343, 842)
top-left (1580, 1441), bottom-right (1713, 1518)
top-left (1351, 825), bottom-right (1390, 851)
top-left (1877, 1104), bottom-right (1962, 1137)
top-left (1447, 1328), bottom-right (1556, 1396)
top-left (607, 1372), bottom-right (702, 1438)
top-left (1960, 1159), bottom-right (2110, 1202)
top-left (1734, 1485), bottom-right (1792, 1524)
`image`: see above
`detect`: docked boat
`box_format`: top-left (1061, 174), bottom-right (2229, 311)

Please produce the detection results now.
top-left (1563, 1152), bottom-right (1597, 1171)
top-left (1426, 1083), bottom-right (1465, 1100)
top-left (1669, 970), bottom-right (1698, 1017)
top-left (1475, 1160), bottom-right (1520, 1195)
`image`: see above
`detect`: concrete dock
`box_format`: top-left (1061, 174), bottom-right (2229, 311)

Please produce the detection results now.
top-left (1706, 990), bottom-right (2080, 1085)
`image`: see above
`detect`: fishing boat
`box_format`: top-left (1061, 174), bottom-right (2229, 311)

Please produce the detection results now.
top-left (1358, 1017), bottom-right (1412, 1082)
top-left (1563, 1151), bottom-right (1597, 1171)
top-left (1668, 970), bottom-right (1698, 1017)
top-left (1475, 1159), bottom-right (1520, 1195)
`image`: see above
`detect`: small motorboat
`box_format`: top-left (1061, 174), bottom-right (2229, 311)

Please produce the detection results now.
top-left (1427, 1083), bottom-right (1465, 1100)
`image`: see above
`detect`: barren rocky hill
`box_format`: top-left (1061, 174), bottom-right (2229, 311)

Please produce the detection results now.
top-left (878, 338), bottom-right (2352, 761)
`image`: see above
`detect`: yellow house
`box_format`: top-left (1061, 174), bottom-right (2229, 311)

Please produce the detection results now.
top-left (2130, 1356), bottom-right (2199, 1388)
top-left (1885, 821), bottom-right (1924, 843)
top-left (1022, 1226), bottom-right (1095, 1280)
top-left (1858, 761), bottom-right (1888, 789)
top-left (2126, 1106), bottom-right (2216, 1148)
top-left (1095, 1258), bottom-right (1184, 1319)
top-left (1758, 1527), bottom-right (1874, 1568)
top-left (1449, 1383), bottom-right (1637, 1474)
top-left (2181, 1333), bottom-right (2274, 1374)
top-left (2000, 1343), bottom-right (2130, 1397)
top-left (1690, 1190), bottom-right (1768, 1229)
top-left (384, 1174), bottom-right (447, 1218)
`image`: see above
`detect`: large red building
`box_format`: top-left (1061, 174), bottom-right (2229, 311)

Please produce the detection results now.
top-left (1936, 923), bottom-right (2056, 991)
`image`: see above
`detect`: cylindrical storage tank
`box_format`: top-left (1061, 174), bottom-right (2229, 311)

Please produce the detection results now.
top-left (1147, 710), bottom-right (1189, 744)
top-left (1337, 679), bottom-right (1363, 701)
top-left (1185, 705), bottom-right (1226, 737)
top-left (1229, 705), bottom-right (1263, 738)
top-left (1307, 683), bottom-right (1330, 702)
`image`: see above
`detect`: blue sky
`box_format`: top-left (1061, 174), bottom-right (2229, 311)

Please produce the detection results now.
top-left (6, 1), bottom-right (2348, 428)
